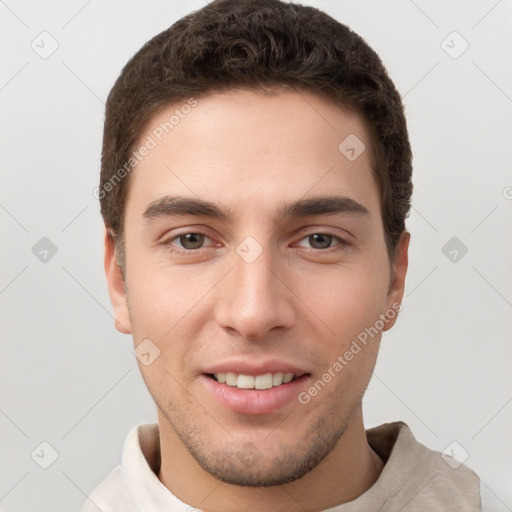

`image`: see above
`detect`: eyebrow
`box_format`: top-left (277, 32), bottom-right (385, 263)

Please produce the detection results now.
top-left (143, 195), bottom-right (370, 222)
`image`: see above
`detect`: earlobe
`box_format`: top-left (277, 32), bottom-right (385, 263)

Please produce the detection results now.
top-left (383, 231), bottom-right (410, 332)
top-left (104, 228), bottom-right (132, 335)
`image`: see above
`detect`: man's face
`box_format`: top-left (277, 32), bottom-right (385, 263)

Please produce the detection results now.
top-left (106, 89), bottom-right (408, 486)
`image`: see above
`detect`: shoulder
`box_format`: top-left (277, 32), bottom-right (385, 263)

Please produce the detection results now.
top-left (81, 422), bottom-right (162, 512)
top-left (368, 422), bottom-right (482, 511)
top-left (80, 465), bottom-right (139, 512)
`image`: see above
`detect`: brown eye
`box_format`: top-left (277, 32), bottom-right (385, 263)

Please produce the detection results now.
top-left (295, 232), bottom-right (350, 252)
top-left (178, 233), bottom-right (205, 250)
top-left (308, 233), bottom-right (333, 249)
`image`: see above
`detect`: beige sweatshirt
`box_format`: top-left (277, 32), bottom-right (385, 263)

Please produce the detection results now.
top-left (81, 421), bottom-right (483, 511)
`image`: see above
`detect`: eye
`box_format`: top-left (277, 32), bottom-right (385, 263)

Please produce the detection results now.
top-left (296, 233), bottom-right (350, 250)
top-left (163, 230), bottom-right (350, 256)
top-left (167, 232), bottom-right (215, 252)
top-left (178, 233), bottom-right (205, 250)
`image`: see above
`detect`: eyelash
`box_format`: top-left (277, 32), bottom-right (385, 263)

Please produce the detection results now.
top-left (163, 230), bottom-right (351, 256)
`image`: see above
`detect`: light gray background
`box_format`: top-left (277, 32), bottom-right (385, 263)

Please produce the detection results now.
top-left (1, 1), bottom-right (511, 511)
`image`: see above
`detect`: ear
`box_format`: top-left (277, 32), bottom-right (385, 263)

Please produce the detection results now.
top-left (383, 231), bottom-right (410, 332)
top-left (104, 228), bottom-right (132, 334)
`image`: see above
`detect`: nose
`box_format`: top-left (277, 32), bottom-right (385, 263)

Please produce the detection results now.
top-left (214, 242), bottom-right (296, 341)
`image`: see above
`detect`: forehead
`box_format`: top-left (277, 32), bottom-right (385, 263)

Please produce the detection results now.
top-left (127, 89), bottom-right (380, 220)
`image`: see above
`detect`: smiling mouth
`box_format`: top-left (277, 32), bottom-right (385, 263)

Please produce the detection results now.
top-left (208, 372), bottom-right (299, 390)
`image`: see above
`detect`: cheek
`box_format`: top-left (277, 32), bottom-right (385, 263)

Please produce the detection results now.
top-left (305, 264), bottom-right (390, 343)
top-left (125, 270), bottom-right (200, 393)
top-left (126, 269), bottom-right (193, 337)
top-left (125, 264), bottom-right (221, 373)
top-left (313, 274), bottom-right (385, 400)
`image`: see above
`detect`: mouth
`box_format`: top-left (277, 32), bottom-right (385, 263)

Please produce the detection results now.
top-left (201, 367), bottom-right (310, 415)
top-left (208, 371), bottom-right (298, 390)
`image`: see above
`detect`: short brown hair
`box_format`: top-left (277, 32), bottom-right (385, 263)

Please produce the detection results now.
top-left (100, 0), bottom-right (412, 266)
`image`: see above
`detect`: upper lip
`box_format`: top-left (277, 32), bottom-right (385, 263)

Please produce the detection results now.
top-left (203, 359), bottom-right (309, 377)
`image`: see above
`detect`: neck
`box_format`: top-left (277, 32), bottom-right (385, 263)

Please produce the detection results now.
top-left (157, 408), bottom-right (384, 512)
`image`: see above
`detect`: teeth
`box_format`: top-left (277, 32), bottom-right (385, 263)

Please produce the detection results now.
top-left (283, 373), bottom-right (294, 384)
top-left (255, 373), bottom-right (273, 390)
top-left (225, 372), bottom-right (237, 386)
top-left (237, 374), bottom-right (255, 389)
top-left (213, 372), bottom-right (296, 389)
top-left (272, 372), bottom-right (284, 386)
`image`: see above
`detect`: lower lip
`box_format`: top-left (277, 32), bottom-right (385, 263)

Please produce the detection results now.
top-left (201, 374), bottom-right (310, 415)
